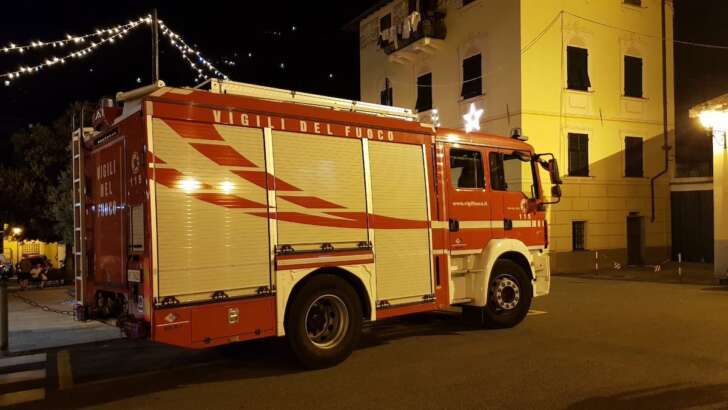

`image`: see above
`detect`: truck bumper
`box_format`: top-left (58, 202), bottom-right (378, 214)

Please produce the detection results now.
top-left (531, 251), bottom-right (551, 297)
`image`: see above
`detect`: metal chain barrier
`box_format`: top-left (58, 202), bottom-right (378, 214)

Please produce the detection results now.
top-left (11, 291), bottom-right (75, 316)
top-left (9, 290), bottom-right (119, 329)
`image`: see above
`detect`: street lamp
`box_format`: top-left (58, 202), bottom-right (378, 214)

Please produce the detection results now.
top-left (9, 227), bottom-right (22, 265)
top-left (698, 109), bottom-right (728, 150)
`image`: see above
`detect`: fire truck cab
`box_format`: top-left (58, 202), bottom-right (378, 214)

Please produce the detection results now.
top-left (71, 80), bottom-right (561, 368)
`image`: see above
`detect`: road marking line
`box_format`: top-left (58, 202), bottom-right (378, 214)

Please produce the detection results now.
top-left (0, 353), bottom-right (46, 369)
top-left (0, 369), bottom-right (46, 385)
top-left (57, 350), bottom-right (73, 390)
top-left (528, 310), bottom-right (547, 316)
top-left (0, 388), bottom-right (45, 406)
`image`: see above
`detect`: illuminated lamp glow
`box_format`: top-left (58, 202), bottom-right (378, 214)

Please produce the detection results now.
top-left (179, 177), bottom-right (201, 193)
top-left (699, 110), bottom-right (728, 132)
top-left (463, 103), bottom-right (484, 133)
top-left (220, 180), bottom-right (234, 194)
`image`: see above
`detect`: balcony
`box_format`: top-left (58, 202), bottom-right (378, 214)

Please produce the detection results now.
top-left (378, 12), bottom-right (446, 64)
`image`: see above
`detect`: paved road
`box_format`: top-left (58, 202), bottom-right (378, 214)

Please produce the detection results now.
top-left (7, 277), bottom-right (728, 409)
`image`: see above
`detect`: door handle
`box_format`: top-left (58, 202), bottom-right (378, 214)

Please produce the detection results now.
top-left (448, 219), bottom-right (460, 232)
top-left (504, 219), bottom-right (513, 231)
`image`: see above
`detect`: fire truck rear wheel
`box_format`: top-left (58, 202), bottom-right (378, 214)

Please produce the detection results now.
top-left (285, 274), bottom-right (362, 369)
top-left (484, 259), bottom-right (533, 329)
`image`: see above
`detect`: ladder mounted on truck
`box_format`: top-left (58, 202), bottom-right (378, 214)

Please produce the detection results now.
top-left (71, 126), bottom-right (93, 316)
top-left (207, 79), bottom-right (418, 122)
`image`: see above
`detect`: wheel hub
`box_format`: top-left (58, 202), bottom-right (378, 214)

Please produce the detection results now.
top-left (491, 276), bottom-right (520, 311)
top-left (305, 294), bottom-right (349, 349)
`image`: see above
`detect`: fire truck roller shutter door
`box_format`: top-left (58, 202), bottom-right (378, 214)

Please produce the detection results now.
top-left (151, 119), bottom-right (271, 303)
top-left (271, 131), bottom-right (368, 246)
top-left (368, 141), bottom-right (433, 303)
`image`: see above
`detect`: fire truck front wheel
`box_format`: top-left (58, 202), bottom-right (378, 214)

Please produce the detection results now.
top-left (285, 274), bottom-right (363, 369)
top-left (484, 259), bottom-right (533, 328)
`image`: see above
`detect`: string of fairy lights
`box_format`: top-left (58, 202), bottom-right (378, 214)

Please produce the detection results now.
top-left (2, 18), bottom-right (149, 54)
top-left (158, 19), bottom-right (228, 82)
top-left (0, 14), bottom-right (228, 86)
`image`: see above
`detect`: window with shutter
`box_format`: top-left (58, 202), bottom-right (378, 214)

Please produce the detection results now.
top-left (461, 54), bottom-right (482, 99)
top-left (625, 136), bottom-right (644, 177)
top-left (380, 86), bottom-right (393, 106)
top-left (624, 56), bottom-right (643, 98)
top-left (408, 0), bottom-right (418, 13)
top-left (568, 133), bottom-right (589, 177)
top-left (415, 73), bottom-right (432, 112)
top-left (572, 221), bottom-right (586, 251)
top-left (380, 14), bottom-right (391, 32)
top-left (567, 46), bottom-right (591, 91)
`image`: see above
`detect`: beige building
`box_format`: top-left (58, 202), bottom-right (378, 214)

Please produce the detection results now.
top-left (690, 94), bottom-right (728, 283)
top-left (352, 0), bottom-right (675, 271)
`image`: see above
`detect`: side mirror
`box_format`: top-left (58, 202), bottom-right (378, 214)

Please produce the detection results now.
top-left (551, 185), bottom-right (562, 198)
top-left (548, 159), bottom-right (562, 185)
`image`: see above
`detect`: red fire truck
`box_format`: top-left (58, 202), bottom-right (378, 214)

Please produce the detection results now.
top-left (71, 79), bottom-right (561, 368)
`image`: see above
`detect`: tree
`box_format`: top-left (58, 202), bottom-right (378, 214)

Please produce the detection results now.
top-left (1, 102), bottom-right (86, 243)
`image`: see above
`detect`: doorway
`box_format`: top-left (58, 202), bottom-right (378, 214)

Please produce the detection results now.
top-left (627, 215), bottom-right (645, 265)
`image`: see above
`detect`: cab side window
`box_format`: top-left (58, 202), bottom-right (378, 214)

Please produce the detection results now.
top-left (489, 153), bottom-right (506, 191)
top-left (450, 148), bottom-right (485, 189)
top-left (489, 152), bottom-right (537, 198)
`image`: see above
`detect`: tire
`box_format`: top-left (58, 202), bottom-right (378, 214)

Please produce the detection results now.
top-left (483, 259), bottom-right (533, 329)
top-left (285, 274), bottom-right (362, 369)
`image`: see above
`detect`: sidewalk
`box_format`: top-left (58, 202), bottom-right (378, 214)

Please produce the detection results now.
top-left (8, 286), bottom-right (121, 353)
top-left (555, 262), bottom-right (719, 286)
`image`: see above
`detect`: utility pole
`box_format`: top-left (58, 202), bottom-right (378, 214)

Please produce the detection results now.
top-left (0, 278), bottom-right (7, 355)
top-left (0, 223), bottom-right (6, 355)
top-left (152, 8), bottom-right (159, 83)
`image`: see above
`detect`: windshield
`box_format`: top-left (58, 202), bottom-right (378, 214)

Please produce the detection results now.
top-left (489, 152), bottom-right (539, 199)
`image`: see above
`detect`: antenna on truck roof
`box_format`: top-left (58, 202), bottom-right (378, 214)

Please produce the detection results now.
top-left (208, 79), bottom-right (417, 122)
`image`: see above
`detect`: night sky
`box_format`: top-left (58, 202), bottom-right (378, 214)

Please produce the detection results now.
top-left (0, 1), bottom-right (373, 156)
top-left (0, 1), bottom-right (727, 173)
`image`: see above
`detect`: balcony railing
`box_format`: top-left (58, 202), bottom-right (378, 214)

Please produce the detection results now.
top-left (377, 11), bottom-right (447, 62)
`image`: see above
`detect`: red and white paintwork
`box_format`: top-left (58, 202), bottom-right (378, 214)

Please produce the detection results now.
top-left (78, 82), bottom-right (552, 349)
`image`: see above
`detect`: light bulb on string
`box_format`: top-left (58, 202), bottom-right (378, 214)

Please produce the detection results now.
top-left (2, 16), bottom-right (148, 54)
top-left (158, 20), bottom-right (229, 81)
top-left (0, 21), bottom-right (144, 84)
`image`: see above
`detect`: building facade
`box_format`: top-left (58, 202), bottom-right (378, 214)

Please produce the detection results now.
top-left (690, 94), bottom-right (728, 282)
top-left (354, 0), bottom-right (675, 272)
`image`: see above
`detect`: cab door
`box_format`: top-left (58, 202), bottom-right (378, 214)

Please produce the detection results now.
top-left (445, 144), bottom-right (494, 254)
top-left (487, 150), bottom-right (544, 246)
